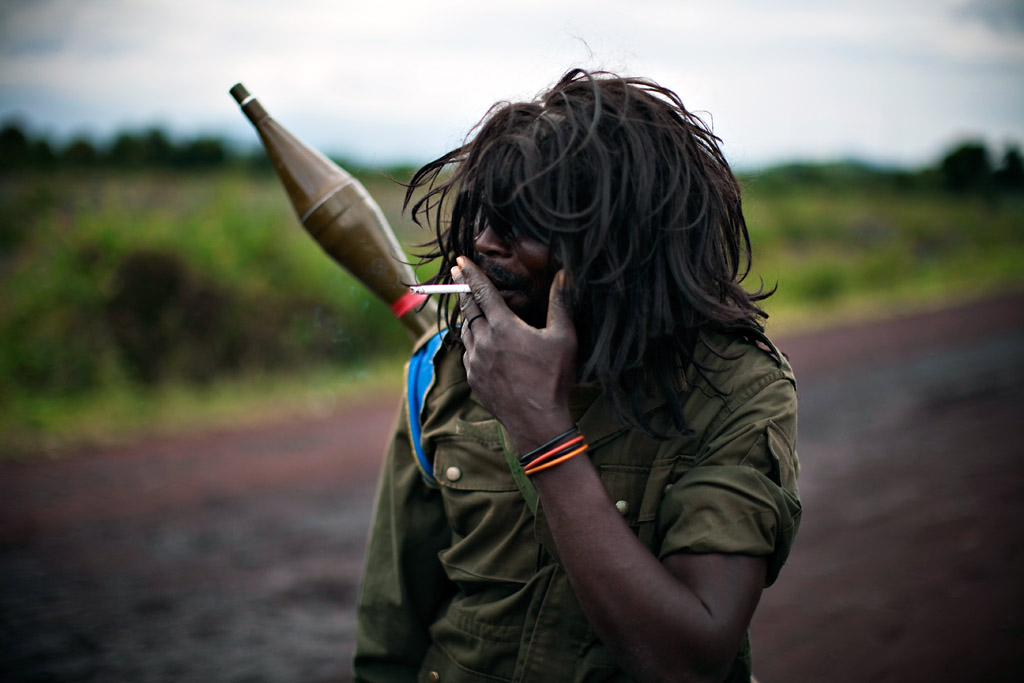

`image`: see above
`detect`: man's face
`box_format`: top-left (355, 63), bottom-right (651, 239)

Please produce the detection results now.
top-left (472, 225), bottom-right (559, 328)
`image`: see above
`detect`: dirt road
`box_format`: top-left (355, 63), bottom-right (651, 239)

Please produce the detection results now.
top-left (2, 294), bottom-right (1022, 682)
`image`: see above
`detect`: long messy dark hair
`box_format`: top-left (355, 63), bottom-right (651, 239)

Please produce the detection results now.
top-left (405, 69), bottom-right (774, 436)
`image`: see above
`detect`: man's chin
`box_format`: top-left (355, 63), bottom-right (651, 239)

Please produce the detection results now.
top-left (499, 289), bottom-right (528, 315)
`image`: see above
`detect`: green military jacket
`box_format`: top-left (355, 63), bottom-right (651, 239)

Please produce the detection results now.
top-left (354, 330), bottom-right (800, 683)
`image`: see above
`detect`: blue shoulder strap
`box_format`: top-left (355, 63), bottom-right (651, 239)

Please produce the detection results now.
top-left (406, 330), bottom-right (445, 486)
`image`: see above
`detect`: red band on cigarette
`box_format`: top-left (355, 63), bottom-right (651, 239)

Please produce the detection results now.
top-left (391, 292), bottom-right (428, 318)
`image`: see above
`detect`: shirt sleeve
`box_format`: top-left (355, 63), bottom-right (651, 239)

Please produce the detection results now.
top-left (353, 396), bottom-right (454, 682)
top-left (657, 373), bottom-right (801, 586)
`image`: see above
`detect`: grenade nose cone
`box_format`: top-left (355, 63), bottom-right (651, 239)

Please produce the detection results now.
top-left (229, 83), bottom-right (250, 104)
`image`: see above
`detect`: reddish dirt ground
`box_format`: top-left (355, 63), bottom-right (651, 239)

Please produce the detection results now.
top-left (2, 293), bottom-right (1022, 682)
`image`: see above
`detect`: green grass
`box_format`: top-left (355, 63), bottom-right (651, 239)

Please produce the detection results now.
top-left (0, 169), bottom-right (427, 456)
top-left (1, 169), bottom-right (1022, 457)
top-left (741, 183), bottom-right (1024, 333)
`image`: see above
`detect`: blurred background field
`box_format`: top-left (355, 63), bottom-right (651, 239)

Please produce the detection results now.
top-left (2, 5), bottom-right (1022, 682)
top-left (1, 131), bottom-right (1022, 457)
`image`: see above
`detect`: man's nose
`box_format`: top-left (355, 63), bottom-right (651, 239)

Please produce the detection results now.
top-left (473, 225), bottom-right (512, 258)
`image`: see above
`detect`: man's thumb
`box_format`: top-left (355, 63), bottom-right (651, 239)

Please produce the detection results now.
top-left (546, 270), bottom-right (573, 330)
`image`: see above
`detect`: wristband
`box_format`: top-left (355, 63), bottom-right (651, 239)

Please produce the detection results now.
top-left (524, 442), bottom-right (588, 476)
top-left (518, 425), bottom-right (580, 467)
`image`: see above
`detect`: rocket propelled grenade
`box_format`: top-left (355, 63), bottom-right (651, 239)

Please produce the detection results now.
top-left (229, 83), bottom-right (437, 340)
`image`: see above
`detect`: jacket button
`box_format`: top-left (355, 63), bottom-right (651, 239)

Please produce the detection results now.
top-left (615, 499), bottom-right (629, 515)
top-left (664, 483), bottom-right (674, 494)
top-left (428, 671), bottom-right (440, 682)
top-left (446, 466), bottom-right (462, 482)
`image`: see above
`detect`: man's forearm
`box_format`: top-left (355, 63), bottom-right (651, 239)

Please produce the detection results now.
top-left (530, 454), bottom-right (761, 683)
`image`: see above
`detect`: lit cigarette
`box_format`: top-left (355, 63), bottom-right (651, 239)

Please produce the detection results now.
top-left (410, 284), bottom-right (472, 295)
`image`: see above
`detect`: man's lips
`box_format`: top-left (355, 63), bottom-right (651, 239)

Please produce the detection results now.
top-left (478, 260), bottom-right (529, 294)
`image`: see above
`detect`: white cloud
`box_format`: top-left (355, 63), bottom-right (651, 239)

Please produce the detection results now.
top-left (1, 0), bottom-right (1021, 166)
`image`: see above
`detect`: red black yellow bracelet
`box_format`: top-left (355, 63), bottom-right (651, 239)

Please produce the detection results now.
top-left (523, 441), bottom-right (588, 475)
top-left (519, 425), bottom-right (588, 476)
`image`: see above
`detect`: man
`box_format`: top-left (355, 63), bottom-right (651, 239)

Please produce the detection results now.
top-left (354, 69), bottom-right (800, 683)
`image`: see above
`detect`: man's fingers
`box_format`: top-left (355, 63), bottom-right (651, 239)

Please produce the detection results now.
top-left (451, 262), bottom-right (483, 325)
top-left (455, 256), bottom-right (510, 321)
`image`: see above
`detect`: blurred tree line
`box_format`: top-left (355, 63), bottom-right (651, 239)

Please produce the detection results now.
top-left (0, 120), bottom-right (416, 178)
top-left (1, 118), bottom-right (1022, 193)
top-left (740, 142), bottom-right (1024, 195)
top-left (1, 122), bottom-right (234, 170)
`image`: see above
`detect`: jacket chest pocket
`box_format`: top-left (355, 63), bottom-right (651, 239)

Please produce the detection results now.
top-left (432, 419), bottom-right (536, 584)
top-left (598, 455), bottom-right (690, 550)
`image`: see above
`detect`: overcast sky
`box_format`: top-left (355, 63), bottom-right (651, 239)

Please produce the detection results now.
top-left (1, 0), bottom-right (1022, 169)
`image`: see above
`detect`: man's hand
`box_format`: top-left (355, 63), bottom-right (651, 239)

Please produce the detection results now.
top-left (452, 256), bottom-right (577, 454)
